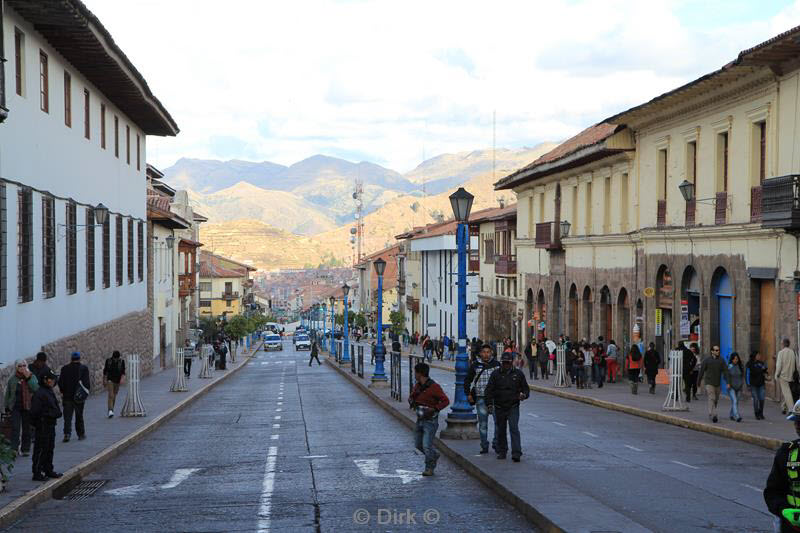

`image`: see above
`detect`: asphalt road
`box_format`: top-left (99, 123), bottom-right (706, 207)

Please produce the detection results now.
top-left (5, 341), bottom-right (533, 532)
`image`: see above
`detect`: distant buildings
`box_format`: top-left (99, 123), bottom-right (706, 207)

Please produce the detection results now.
top-left (198, 251), bottom-right (255, 319)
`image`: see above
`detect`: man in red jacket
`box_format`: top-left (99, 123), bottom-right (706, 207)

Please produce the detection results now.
top-left (408, 362), bottom-right (450, 476)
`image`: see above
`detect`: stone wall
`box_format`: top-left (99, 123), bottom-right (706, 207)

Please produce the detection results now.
top-left (478, 295), bottom-right (516, 341)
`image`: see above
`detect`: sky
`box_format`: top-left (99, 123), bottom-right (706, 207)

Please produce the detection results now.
top-left (84, 0), bottom-right (800, 173)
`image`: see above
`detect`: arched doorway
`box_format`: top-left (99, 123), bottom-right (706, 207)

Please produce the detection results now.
top-left (599, 286), bottom-right (612, 342)
top-left (711, 268), bottom-right (734, 363)
top-left (553, 282), bottom-right (562, 337)
top-left (634, 298), bottom-right (644, 351)
top-left (656, 265), bottom-right (674, 357)
top-left (582, 286), bottom-right (593, 341)
top-left (680, 266), bottom-right (701, 343)
top-left (536, 289), bottom-right (547, 340)
top-left (617, 288), bottom-right (630, 351)
top-left (568, 284), bottom-right (579, 340)
top-left (526, 289), bottom-right (534, 345)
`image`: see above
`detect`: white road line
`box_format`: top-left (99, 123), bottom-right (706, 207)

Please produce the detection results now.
top-left (270, 435), bottom-right (279, 440)
top-left (277, 402), bottom-right (283, 406)
top-left (624, 445), bottom-right (643, 452)
top-left (527, 413), bottom-right (540, 418)
top-left (257, 446), bottom-right (278, 532)
top-left (552, 422), bottom-right (566, 427)
top-left (671, 460), bottom-right (700, 470)
top-left (274, 415), bottom-right (281, 420)
top-left (272, 424), bottom-right (280, 429)
top-left (742, 483), bottom-right (761, 492)
top-left (160, 468), bottom-right (201, 489)
top-left (299, 455), bottom-right (328, 459)
top-left (275, 408), bottom-right (282, 412)
top-left (582, 431), bottom-right (598, 438)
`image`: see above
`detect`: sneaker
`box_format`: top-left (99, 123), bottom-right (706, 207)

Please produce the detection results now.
top-left (422, 468), bottom-right (434, 476)
top-left (712, 416), bottom-right (718, 423)
top-left (108, 410), bottom-right (114, 418)
top-left (20, 450), bottom-right (30, 457)
top-left (736, 417), bottom-right (742, 423)
top-left (32, 473), bottom-right (48, 482)
top-left (63, 435), bottom-right (70, 443)
top-left (512, 456), bottom-right (521, 463)
top-left (496, 453), bottom-right (507, 460)
top-left (479, 448), bottom-right (489, 454)
top-left (45, 471), bottom-right (63, 479)
top-left (77, 435), bottom-right (86, 441)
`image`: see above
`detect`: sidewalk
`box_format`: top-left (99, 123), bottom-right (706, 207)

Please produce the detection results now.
top-left (0, 342), bottom-right (259, 528)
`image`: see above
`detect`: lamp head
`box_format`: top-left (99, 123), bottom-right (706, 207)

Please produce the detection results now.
top-left (678, 179), bottom-right (695, 202)
top-left (94, 203), bottom-right (109, 226)
top-left (449, 187), bottom-right (474, 222)
top-left (373, 258), bottom-right (386, 277)
top-left (559, 220), bottom-right (571, 238)
top-left (342, 283), bottom-right (350, 297)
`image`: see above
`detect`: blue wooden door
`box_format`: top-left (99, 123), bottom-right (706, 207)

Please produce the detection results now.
top-left (715, 271), bottom-right (734, 389)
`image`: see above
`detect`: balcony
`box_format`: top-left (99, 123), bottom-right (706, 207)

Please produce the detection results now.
top-left (534, 222), bottom-right (561, 250)
top-left (222, 291), bottom-right (240, 300)
top-left (715, 191), bottom-right (728, 225)
top-left (750, 185), bottom-right (763, 223)
top-left (469, 249), bottom-right (480, 272)
top-left (406, 296), bottom-right (419, 313)
top-left (762, 174), bottom-right (800, 229)
top-left (495, 254), bottom-right (517, 275)
top-left (685, 199), bottom-right (695, 227)
top-left (657, 200), bottom-right (666, 227)
top-left (178, 274), bottom-right (195, 298)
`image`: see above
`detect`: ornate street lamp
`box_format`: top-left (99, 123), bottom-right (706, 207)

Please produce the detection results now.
top-left (94, 203), bottom-right (109, 226)
top-left (329, 296), bottom-right (336, 354)
top-left (370, 258), bottom-right (388, 387)
top-left (441, 187), bottom-right (478, 439)
top-left (559, 220), bottom-right (571, 239)
top-left (678, 180), bottom-right (695, 202)
top-left (341, 283), bottom-right (351, 364)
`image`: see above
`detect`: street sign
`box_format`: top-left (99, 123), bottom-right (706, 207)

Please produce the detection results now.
top-left (655, 308), bottom-right (663, 336)
top-left (680, 299), bottom-right (690, 337)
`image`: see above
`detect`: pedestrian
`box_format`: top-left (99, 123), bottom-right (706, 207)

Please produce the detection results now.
top-left (102, 350), bottom-right (126, 418)
top-left (524, 339), bottom-right (537, 380)
top-left (465, 344), bottom-right (500, 454)
top-left (763, 398), bottom-right (800, 531)
top-left (727, 352), bottom-right (744, 422)
top-left (593, 343), bottom-right (606, 388)
top-left (308, 340), bottom-right (321, 366)
top-left (392, 336), bottom-right (402, 354)
top-left (682, 342), bottom-right (698, 403)
top-left (565, 346), bottom-right (576, 384)
top-left (697, 345), bottom-right (731, 423)
top-left (644, 342), bottom-right (661, 394)
top-left (514, 351), bottom-right (526, 372)
top-left (408, 362), bottom-right (449, 476)
top-left (183, 339), bottom-right (195, 378)
top-left (58, 352), bottom-right (90, 442)
top-left (582, 343), bottom-right (593, 389)
top-left (537, 340), bottom-right (550, 380)
top-left (442, 333), bottom-right (451, 361)
top-left (747, 351), bottom-right (769, 420)
top-left (5, 360), bottom-right (39, 457)
top-left (626, 345), bottom-right (643, 394)
top-left (690, 343), bottom-right (701, 399)
top-left (485, 352), bottom-right (530, 462)
top-left (777, 339), bottom-right (798, 415)
top-left (422, 335), bottom-right (432, 362)
top-left (218, 338), bottom-right (228, 370)
top-left (29, 369), bottom-right (62, 481)
top-left (606, 340), bottom-right (619, 383)
top-left (575, 348), bottom-right (586, 389)
top-left (436, 337), bottom-right (444, 361)
top-left (28, 352), bottom-right (51, 384)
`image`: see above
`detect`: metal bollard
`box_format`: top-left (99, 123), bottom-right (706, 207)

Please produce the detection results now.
top-left (198, 344), bottom-right (214, 379)
top-left (663, 350), bottom-right (688, 411)
top-left (553, 346), bottom-right (570, 388)
top-left (170, 348), bottom-right (188, 392)
top-left (121, 353), bottom-right (147, 417)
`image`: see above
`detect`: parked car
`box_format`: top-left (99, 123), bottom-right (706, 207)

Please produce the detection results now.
top-left (295, 334), bottom-right (311, 351)
top-left (264, 333), bottom-right (283, 351)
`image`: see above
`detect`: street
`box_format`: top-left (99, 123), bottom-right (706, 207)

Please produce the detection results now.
top-left (5, 341), bottom-right (531, 532)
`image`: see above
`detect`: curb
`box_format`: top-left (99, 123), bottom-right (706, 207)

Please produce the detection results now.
top-left (0, 342), bottom-right (262, 529)
top-left (425, 361), bottom-right (783, 451)
top-left (324, 357), bottom-right (563, 533)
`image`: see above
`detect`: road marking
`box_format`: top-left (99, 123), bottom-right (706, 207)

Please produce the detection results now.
top-left (277, 402), bottom-right (283, 406)
top-left (300, 455), bottom-right (328, 459)
top-left (527, 413), bottom-right (540, 418)
top-left (354, 459), bottom-right (422, 484)
top-left (105, 484), bottom-right (144, 496)
top-left (270, 435), bottom-right (279, 440)
top-left (160, 468), bottom-right (201, 489)
top-left (275, 408), bottom-right (282, 412)
top-left (742, 483), bottom-right (762, 492)
top-left (582, 431), bottom-right (598, 438)
top-left (272, 424), bottom-right (280, 429)
top-left (257, 446), bottom-right (278, 532)
top-left (274, 415), bottom-right (281, 420)
top-left (553, 422), bottom-right (566, 427)
top-left (624, 445), bottom-right (643, 452)
top-left (671, 460), bottom-right (699, 469)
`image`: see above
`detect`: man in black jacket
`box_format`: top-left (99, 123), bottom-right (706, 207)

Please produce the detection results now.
top-left (465, 344), bottom-right (500, 454)
top-left (485, 352), bottom-right (530, 462)
top-left (765, 399), bottom-right (800, 531)
top-left (681, 342), bottom-right (697, 403)
top-left (30, 370), bottom-right (63, 481)
top-left (58, 352), bottom-right (90, 442)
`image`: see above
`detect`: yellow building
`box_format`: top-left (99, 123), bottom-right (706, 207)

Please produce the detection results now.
top-left (356, 244), bottom-right (401, 329)
top-left (496, 27), bottom-right (800, 402)
top-left (198, 251), bottom-right (255, 319)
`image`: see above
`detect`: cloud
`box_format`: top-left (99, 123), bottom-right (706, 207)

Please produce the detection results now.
top-left (83, 0), bottom-right (800, 173)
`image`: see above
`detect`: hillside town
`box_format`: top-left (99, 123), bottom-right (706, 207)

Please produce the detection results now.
top-left (4, 1), bottom-right (800, 532)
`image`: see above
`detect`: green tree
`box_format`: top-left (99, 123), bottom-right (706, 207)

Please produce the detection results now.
top-left (225, 315), bottom-right (251, 340)
top-left (354, 312), bottom-right (367, 329)
top-left (199, 316), bottom-right (220, 342)
top-left (389, 310), bottom-right (405, 335)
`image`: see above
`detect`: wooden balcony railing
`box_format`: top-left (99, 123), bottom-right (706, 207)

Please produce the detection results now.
top-left (222, 291), bottom-right (240, 300)
top-left (178, 274), bottom-right (195, 298)
top-left (469, 249), bottom-right (480, 272)
top-left (762, 174), bottom-right (800, 229)
top-left (535, 222), bottom-right (561, 250)
top-left (495, 254), bottom-right (517, 275)
top-left (685, 199), bottom-right (696, 227)
top-left (715, 192), bottom-right (728, 225)
top-left (750, 186), bottom-right (763, 223)
top-left (657, 200), bottom-right (666, 227)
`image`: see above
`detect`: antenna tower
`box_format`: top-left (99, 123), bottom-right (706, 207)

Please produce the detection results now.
top-left (352, 177), bottom-right (365, 266)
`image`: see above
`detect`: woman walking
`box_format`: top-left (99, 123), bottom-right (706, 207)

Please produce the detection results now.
top-left (4, 360), bottom-right (39, 456)
top-left (727, 352), bottom-right (744, 422)
top-left (582, 343), bottom-right (593, 389)
top-left (746, 351), bottom-right (769, 420)
top-left (644, 342), bottom-right (661, 394)
top-left (626, 345), bottom-right (643, 394)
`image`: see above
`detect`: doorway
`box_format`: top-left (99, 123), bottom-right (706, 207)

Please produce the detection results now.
top-left (553, 282), bottom-right (562, 337)
top-left (582, 286), bottom-right (592, 341)
top-left (569, 284), bottom-right (579, 341)
top-left (600, 286), bottom-right (612, 342)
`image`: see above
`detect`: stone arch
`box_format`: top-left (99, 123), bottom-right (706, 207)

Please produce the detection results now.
top-left (568, 283), bottom-right (579, 340)
top-left (537, 288), bottom-right (547, 340)
top-left (526, 288), bottom-right (534, 344)
top-left (599, 286), bottom-right (612, 342)
top-left (582, 286), bottom-right (593, 341)
top-left (616, 287), bottom-right (630, 350)
top-left (553, 281), bottom-right (562, 337)
top-left (680, 265), bottom-right (701, 343)
top-left (655, 264), bottom-right (675, 356)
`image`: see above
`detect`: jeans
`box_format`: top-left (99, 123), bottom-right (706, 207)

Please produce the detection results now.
top-left (10, 407), bottom-right (32, 453)
top-left (415, 416), bottom-right (440, 470)
top-left (526, 358), bottom-right (537, 379)
top-left (32, 421), bottom-right (55, 475)
top-left (728, 388), bottom-right (741, 419)
top-left (752, 385), bottom-right (766, 417)
top-left (184, 357), bottom-right (192, 377)
top-left (628, 368), bottom-right (640, 394)
top-left (107, 382), bottom-right (121, 411)
top-left (539, 361), bottom-right (549, 379)
top-left (495, 403), bottom-right (521, 458)
top-left (706, 384), bottom-right (721, 418)
top-left (62, 398), bottom-right (85, 437)
top-left (424, 349), bottom-right (432, 362)
top-left (475, 398), bottom-right (496, 451)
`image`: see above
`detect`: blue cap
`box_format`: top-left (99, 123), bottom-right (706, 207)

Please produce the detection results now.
top-left (71, 352), bottom-right (81, 360)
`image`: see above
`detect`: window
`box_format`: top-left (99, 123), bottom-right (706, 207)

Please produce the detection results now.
top-left (137, 221), bottom-right (144, 281)
top-left (226, 299), bottom-right (232, 308)
top-left (620, 173), bottom-right (629, 231)
top-left (603, 176), bottom-right (611, 234)
top-left (86, 208), bottom-right (95, 291)
top-left (758, 121), bottom-right (767, 182)
top-left (83, 90), bottom-right (90, 139)
top-left (584, 182), bottom-right (592, 235)
top-left (114, 115), bottom-right (119, 158)
top-left (480, 276), bottom-right (484, 292)
top-left (14, 29), bottom-right (24, 97)
top-left (126, 125), bottom-right (131, 165)
top-left (225, 281), bottom-right (233, 294)
top-left (495, 278), bottom-right (499, 295)
top-left (39, 51), bottom-right (48, 113)
top-left (63, 71), bottom-right (72, 127)
top-left (716, 132), bottom-right (729, 192)
top-left (102, 215), bottom-right (110, 288)
top-left (200, 299), bottom-right (211, 308)
top-left (199, 282), bottom-right (212, 292)
top-left (0, 184), bottom-right (6, 307)
top-left (127, 219), bottom-right (134, 284)
top-left (686, 141), bottom-right (697, 186)
top-left (42, 195), bottom-right (55, 298)
top-left (658, 149), bottom-right (668, 200)
top-left (571, 185), bottom-right (578, 231)
top-left (100, 104), bottom-right (106, 149)
top-left (116, 216), bottom-right (123, 286)
top-left (66, 201), bottom-right (76, 294)
top-left (17, 188), bottom-right (33, 303)
top-left (136, 134), bottom-right (141, 171)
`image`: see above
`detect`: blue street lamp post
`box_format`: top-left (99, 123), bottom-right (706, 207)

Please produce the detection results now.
top-left (322, 303), bottom-right (327, 349)
top-left (329, 296), bottom-right (335, 354)
top-left (440, 187), bottom-right (478, 439)
top-left (370, 258), bottom-right (388, 387)
top-left (340, 283), bottom-right (351, 364)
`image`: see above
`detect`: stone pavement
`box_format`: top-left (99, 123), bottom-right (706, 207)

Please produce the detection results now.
top-left (0, 342), bottom-right (259, 524)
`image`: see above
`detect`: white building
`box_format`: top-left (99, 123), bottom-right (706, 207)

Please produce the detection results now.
top-left (0, 1), bottom-right (178, 384)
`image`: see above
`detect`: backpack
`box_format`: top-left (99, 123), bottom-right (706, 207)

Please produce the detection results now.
top-left (631, 350), bottom-right (642, 362)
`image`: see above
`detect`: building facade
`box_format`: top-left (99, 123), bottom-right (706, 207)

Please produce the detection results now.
top-left (198, 251), bottom-right (255, 319)
top-left (0, 2), bottom-right (177, 386)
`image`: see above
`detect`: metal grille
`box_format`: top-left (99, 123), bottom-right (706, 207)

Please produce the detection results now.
top-left (17, 187), bottom-right (32, 303)
top-left (62, 480), bottom-right (107, 501)
top-left (137, 221), bottom-right (144, 281)
top-left (390, 351), bottom-right (402, 401)
top-left (115, 215), bottom-right (123, 286)
top-left (66, 201), bottom-right (76, 294)
top-left (357, 345), bottom-right (364, 378)
top-left (102, 216), bottom-right (110, 288)
top-left (86, 208), bottom-right (95, 291)
top-left (715, 191), bottom-right (728, 225)
top-left (42, 195), bottom-right (55, 298)
top-left (127, 218), bottom-right (133, 284)
top-left (750, 185), bottom-right (763, 222)
top-left (685, 199), bottom-right (696, 227)
top-left (656, 199), bottom-right (666, 227)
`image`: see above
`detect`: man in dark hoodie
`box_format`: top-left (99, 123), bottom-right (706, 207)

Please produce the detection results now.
top-left (485, 352), bottom-right (530, 462)
top-left (30, 370), bottom-right (63, 481)
top-left (58, 352), bottom-right (90, 442)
